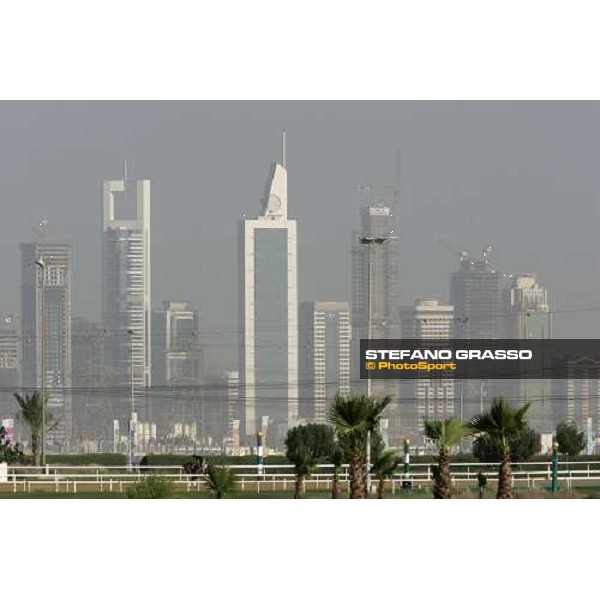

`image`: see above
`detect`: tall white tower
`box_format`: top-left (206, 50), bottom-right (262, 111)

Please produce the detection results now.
top-left (400, 299), bottom-right (455, 435)
top-left (239, 136), bottom-right (298, 444)
top-left (299, 301), bottom-right (351, 424)
top-left (102, 175), bottom-right (151, 398)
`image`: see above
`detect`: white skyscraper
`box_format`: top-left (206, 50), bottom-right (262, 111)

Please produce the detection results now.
top-left (299, 301), bottom-right (351, 424)
top-left (102, 175), bottom-right (151, 402)
top-left (401, 299), bottom-right (455, 434)
top-left (239, 137), bottom-right (298, 444)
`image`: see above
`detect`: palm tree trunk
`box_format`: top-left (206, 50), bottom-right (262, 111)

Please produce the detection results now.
top-left (497, 446), bottom-right (513, 499)
top-left (437, 451), bottom-right (452, 499)
top-left (31, 432), bottom-right (39, 466)
top-left (294, 474), bottom-right (305, 499)
top-left (377, 478), bottom-right (385, 499)
top-left (331, 468), bottom-right (341, 499)
top-left (349, 453), bottom-right (365, 499)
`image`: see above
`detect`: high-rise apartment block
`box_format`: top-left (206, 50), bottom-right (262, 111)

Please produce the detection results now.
top-left (0, 318), bottom-right (19, 421)
top-left (299, 301), bottom-right (351, 423)
top-left (20, 242), bottom-right (73, 449)
top-left (400, 299), bottom-right (455, 435)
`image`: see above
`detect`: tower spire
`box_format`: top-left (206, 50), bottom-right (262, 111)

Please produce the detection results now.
top-left (282, 130), bottom-right (287, 169)
top-left (123, 158), bottom-right (128, 192)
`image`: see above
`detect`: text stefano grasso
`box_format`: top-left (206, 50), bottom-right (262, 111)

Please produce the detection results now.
top-left (364, 349), bottom-right (533, 361)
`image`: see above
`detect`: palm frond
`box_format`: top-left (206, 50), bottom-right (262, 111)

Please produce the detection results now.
top-left (371, 448), bottom-right (401, 479)
top-left (206, 465), bottom-right (237, 498)
top-left (291, 444), bottom-right (317, 477)
top-left (468, 397), bottom-right (531, 444)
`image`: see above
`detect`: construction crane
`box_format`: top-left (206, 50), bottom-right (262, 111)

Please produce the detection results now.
top-left (31, 219), bottom-right (49, 242)
top-left (438, 238), bottom-right (469, 261)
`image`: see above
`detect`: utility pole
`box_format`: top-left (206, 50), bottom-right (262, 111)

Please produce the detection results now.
top-left (257, 431), bottom-right (264, 477)
top-left (359, 234), bottom-right (400, 495)
top-left (127, 329), bottom-right (136, 470)
top-left (480, 380), bottom-right (484, 413)
top-left (551, 442), bottom-right (559, 493)
top-left (402, 438), bottom-right (411, 490)
top-left (34, 258), bottom-right (46, 466)
top-left (365, 239), bottom-right (373, 495)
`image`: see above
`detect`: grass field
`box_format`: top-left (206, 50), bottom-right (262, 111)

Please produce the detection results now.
top-left (2, 486), bottom-right (599, 499)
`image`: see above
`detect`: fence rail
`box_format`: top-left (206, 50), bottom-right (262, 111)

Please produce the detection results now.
top-left (3, 461), bottom-right (600, 493)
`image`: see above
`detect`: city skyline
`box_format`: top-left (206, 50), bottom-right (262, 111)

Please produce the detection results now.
top-left (2, 102), bottom-right (600, 375)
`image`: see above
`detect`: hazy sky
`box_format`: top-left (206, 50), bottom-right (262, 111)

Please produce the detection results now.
top-left (1, 101), bottom-right (600, 370)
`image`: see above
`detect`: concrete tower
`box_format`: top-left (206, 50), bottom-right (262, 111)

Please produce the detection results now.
top-left (20, 242), bottom-right (73, 449)
top-left (239, 135), bottom-right (298, 446)
top-left (102, 174), bottom-right (151, 411)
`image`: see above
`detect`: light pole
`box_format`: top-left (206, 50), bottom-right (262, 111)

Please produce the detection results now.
top-left (551, 441), bottom-right (559, 493)
top-left (402, 438), bottom-right (411, 490)
top-left (359, 235), bottom-right (400, 495)
top-left (34, 258), bottom-right (46, 466)
top-left (127, 329), bottom-right (136, 470)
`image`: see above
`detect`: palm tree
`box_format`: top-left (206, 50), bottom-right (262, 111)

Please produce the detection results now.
top-left (206, 465), bottom-right (236, 499)
top-left (328, 393), bottom-right (391, 499)
top-left (289, 445), bottom-right (317, 499)
top-left (14, 391), bottom-right (54, 466)
top-left (468, 398), bottom-right (531, 499)
top-left (371, 448), bottom-right (401, 499)
top-left (329, 443), bottom-right (344, 499)
top-left (423, 417), bottom-right (465, 499)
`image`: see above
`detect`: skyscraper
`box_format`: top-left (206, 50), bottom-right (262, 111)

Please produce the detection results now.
top-left (239, 138), bottom-right (298, 445)
top-left (71, 318), bottom-right (112, 448)
top-left (152, 301), bottom-right (203, 387)
top-left (351, 204), bottom-right (401, 344)
top-left (562, 361), bottom-right (600, 449)
top-left (450, 253), bottom-right (501, 420)
top-left (102, 175), bottom-right (151, 411)
top-left (504, 274), bottom-right (552, 339)
top-left (20, 242), bottom-right (73, 449)
top-left (504, 274), bottom-right (553, 431)
top-left (299, 301), bottom-right (351, 423)
top-left (400, 299), bottom-right (455, 437)
top-left (0, 317), bottom-right (19, 421)
top-left (450, 255), bottom-right (501, 339)
top-left (351, 203), bottom-right (400, 441)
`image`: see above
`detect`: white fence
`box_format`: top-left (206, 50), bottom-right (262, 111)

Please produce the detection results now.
top-left (2, 461), bottom-right (600, 494)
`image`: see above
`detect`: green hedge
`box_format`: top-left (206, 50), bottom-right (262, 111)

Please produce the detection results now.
top-left (139, 454), bottom-right (292, 466)
top-left (46, 454), bottom-right (128, 466)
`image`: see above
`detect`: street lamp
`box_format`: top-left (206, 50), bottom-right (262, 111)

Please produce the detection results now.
top-left (127, 328), bottom-right (136, 470)
top-left (358, 235), bottom-right (400, 493)
top-left (34, 258), bottom-right (46, 466)
top-left (551, 441), bottom-right (559, 493)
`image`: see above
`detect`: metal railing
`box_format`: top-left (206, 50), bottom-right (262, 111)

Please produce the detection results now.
top-left (3, 461), bottom-right (600, 493)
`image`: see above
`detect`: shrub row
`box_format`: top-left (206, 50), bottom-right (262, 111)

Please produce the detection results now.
top-left (46, 453), bottom-right (128, 466)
